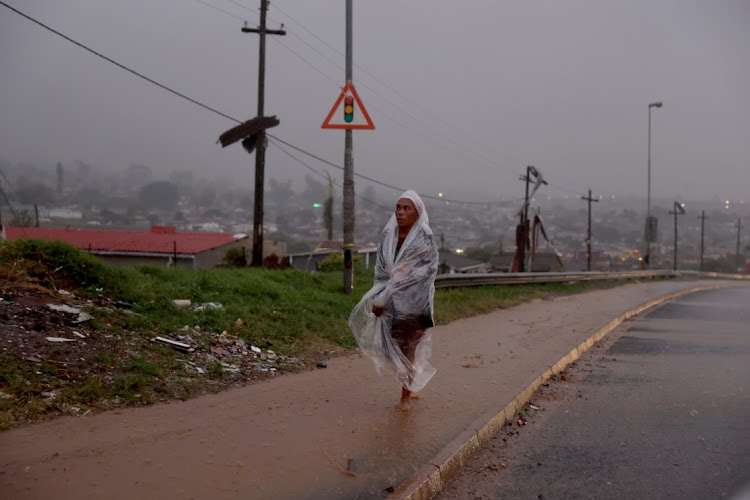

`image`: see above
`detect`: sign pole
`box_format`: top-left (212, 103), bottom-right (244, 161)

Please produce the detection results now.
top-left (343, 0), bottom-right (354, 294)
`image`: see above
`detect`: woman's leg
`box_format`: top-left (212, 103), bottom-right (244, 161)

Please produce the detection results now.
top-left (396, 330), bottom-right (421, 411)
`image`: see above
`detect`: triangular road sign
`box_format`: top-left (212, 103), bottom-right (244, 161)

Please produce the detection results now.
top-left (322, 81), bottom-right (375, 130)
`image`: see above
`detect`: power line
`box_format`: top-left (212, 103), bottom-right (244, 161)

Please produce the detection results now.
top-left (1, 0), bottom-right (242, 125)
top-left (0, 1), bottom-right (514, 208)
top-left (268, 138), bottom-right (391, 211)
top-left (194, 0), bottom-right (246, 21)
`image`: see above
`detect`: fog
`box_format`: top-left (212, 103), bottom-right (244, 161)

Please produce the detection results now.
top-left (1, 0), bottom-right (749, 205)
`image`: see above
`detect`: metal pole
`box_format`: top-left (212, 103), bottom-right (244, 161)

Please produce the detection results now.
top-left (737, 218), bottom-right (742, 272)
top-left (673, 209), bottom-right (677, 271)
top-left (698, 210), bottom-right (707, 272)
top-left (645, 102), bottom-right (662, 269)
top-left (646, 106), bottom-right (651, 267)
top-left (342, 0), bottom-right (354, 294)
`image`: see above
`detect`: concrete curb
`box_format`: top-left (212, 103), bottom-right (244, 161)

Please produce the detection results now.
top-left (391, 282), bottom-right (744, 500)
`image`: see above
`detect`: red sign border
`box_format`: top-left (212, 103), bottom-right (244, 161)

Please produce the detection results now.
top-left (321, 81), bottom-right (375, 130)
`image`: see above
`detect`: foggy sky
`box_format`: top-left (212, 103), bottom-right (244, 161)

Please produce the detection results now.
top-left (1, 0), bottom-right (749, 205)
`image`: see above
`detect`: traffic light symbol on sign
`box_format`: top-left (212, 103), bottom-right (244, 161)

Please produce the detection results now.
top-left (321, 81), bottom-right (374, 129)
top-left (344, 95), bottom-right (354, 123)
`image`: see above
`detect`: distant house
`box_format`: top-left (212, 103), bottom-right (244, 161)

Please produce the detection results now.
top-left (287, 240), bottom-right (378, 271)
top-left (489, 250), bottom-right (564, 273)
top-left (438, 250), bottom-right (488, 274)
top-left (2, 225), bottom-right (250, 269)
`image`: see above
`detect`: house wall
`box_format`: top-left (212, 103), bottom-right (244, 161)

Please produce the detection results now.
top-left (264, 240), bottom-right (286, 259)
top-left (194, 239), bottom-right (251, 268)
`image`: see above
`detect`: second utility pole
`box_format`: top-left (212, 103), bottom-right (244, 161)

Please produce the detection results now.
top-left (243, 0), bottom-right (285, 266)
top-left (580, 189), bottom-right (598, 271)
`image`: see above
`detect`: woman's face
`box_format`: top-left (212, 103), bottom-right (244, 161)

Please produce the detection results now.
top-left (395, 198), bottom-right (419, 230)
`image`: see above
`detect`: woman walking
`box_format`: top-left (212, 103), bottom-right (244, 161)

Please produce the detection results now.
top-left (349, 190), bottom-right (439, 411)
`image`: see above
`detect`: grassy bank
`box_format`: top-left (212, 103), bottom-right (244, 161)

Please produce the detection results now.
top-left (0, 239), bottom-right (639, 429)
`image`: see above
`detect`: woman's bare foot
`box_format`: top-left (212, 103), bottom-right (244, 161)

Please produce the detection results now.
top-left (396, 387), bottom-right (412, 411)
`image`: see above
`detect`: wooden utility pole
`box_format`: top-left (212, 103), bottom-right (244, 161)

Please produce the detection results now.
top-left (242, 0), bottom-right (285, 267)
top-left (514, 166), bottom-right (545, 272)
top-left (698, 210), bottom-right (708, 272)
top-left (580, 189), bottom-right (599, 271)
top-left (669, 201), bottom-right (685, 272)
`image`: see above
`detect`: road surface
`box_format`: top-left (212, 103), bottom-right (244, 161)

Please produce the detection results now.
top-left (437, 286), bottom-right (750, 499)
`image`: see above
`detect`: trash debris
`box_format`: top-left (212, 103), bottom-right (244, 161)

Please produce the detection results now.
top-left (73, 331), bottom-right (86, 338)
top-left (152, 336), bottom-right (192, 351)
top-left (346, 458), bottom-right (357, 477)
top-left (46, 304), bottom-right (79, 314)
top-left (81, 409), bottom-right (91, 417)
top-left (194, 302), bottom-right (223, 311)
top-left (317, 362), bottom-right (327, 368)
top-left (172, 299), bottom-right (191, 308)
top-left (235, 318), bottom-right (244, 328)
top-left (114, 301), bottom-right (133, 309)
top-left (529, 404), bottom-right (540, 410)
top-left (46, 337), bottom-right (77, 342)
top-left (517, 416), bottom-right (527, 426)
top-left (251, 346), bottom-right (261, 354)
top-left (25, 356), bottom-right (42, 363)
top-left (211, 346), bottom-right (231, 358)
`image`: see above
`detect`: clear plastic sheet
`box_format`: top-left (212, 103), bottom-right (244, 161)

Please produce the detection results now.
top-left (349, 190), bottom-right (439, 392)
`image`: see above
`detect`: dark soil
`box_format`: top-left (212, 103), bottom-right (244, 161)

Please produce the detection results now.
top-left (0, 282), bottom-right (336, 429)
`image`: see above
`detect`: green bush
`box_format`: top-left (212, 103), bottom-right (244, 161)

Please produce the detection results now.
top-left (316, 252), bottom-right (363, 272)
top-left (222, 247), bottom-right (247, 268)
top-left (0, 238), bottom-right (114, 289)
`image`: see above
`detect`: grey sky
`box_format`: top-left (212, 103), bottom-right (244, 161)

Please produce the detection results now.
top-left (1, 0), bottom-right (749, 204)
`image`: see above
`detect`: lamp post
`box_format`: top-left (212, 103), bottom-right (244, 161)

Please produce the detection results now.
top-left (645, 101), bottom-right (663, 268)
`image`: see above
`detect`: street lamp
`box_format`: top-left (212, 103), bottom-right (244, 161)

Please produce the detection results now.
top-left (645, 101), bottom-right (663, 268)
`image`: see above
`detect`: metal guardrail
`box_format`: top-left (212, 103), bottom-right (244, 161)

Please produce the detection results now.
top-left (434, 270), bottom-right (750, 288)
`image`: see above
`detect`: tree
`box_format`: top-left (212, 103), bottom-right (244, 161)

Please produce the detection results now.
top-left (16, 180), bottom-right (55, 205)
top-left (301, 175), bottom-right (326, 206)
top-left (137, 181), bottom-right (179, 211)
top-left (11, 210), bottom-right (34, 227)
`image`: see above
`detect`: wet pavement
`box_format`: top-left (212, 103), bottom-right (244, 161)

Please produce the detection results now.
top-left (437, 285), bottom-right (750, 499)
top-left (0, 280), bottom-right (745, 500)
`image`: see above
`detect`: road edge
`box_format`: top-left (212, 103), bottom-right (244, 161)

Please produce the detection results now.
top-left (391, 282), bottom-right (744, 500)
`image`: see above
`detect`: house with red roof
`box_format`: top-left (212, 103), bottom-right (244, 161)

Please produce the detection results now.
top-left (2, 225), bottom-right (250, 269)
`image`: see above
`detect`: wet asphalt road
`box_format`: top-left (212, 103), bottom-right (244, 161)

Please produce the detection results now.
top-left (438, 285), bottom-right (750, 500)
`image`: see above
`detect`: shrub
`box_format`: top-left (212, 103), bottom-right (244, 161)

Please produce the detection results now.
top-left (222, 247), bottom-right (247, 268)
top-left (0, 239), bottom-right (113, 289)
top-left (316, 252), bottom-right (362, 273)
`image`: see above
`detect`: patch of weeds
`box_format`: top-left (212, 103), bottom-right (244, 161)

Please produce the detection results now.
top-left (96, 351), bottom-right (120, 368)
top-left (39, 363), bottom-right (58, 376)
top-left (0, 410), bottom-right (15, 431)
top-left (129, 356), bottom-right (162, 378)
top-left (61, 376), bottom-right (106, 405)
top-left (113, 375), bottom-right (152, 405)
top-left (208, 361), bottom-right (223, 380)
